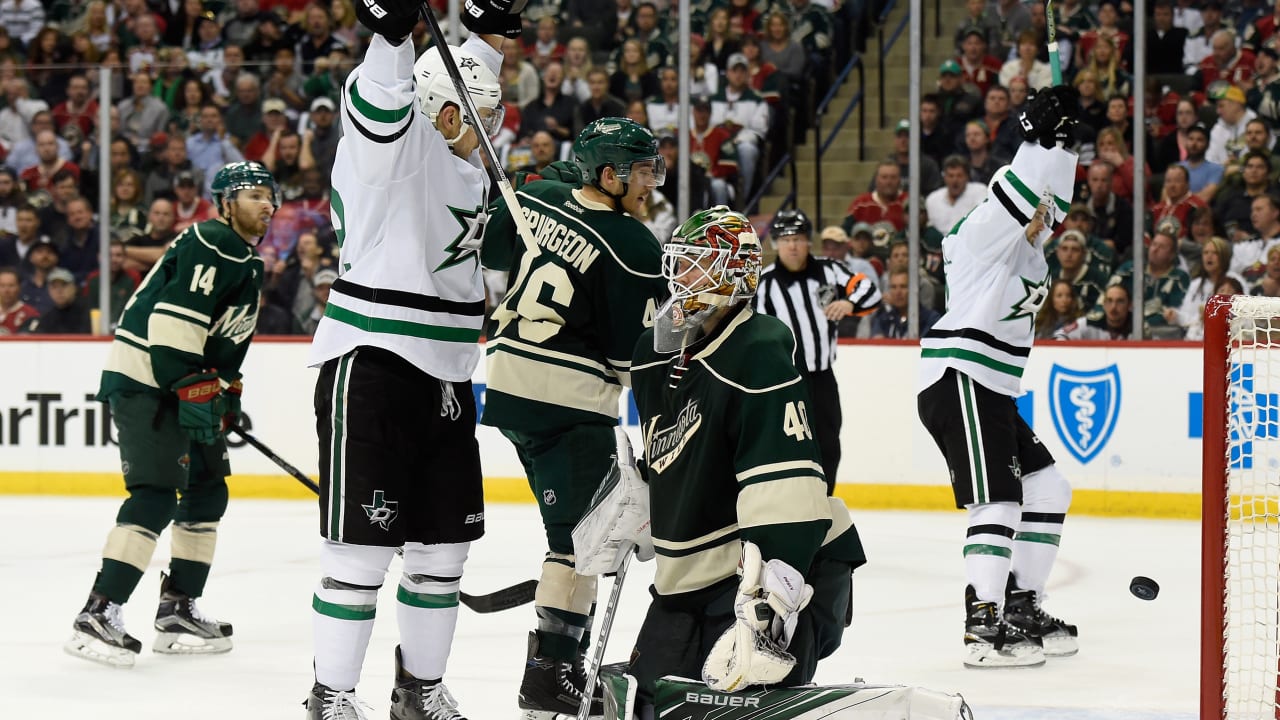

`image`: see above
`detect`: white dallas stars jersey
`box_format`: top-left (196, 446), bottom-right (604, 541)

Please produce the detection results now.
top-left (918, 143), bottom-right (1077, 397)
top-left (307, 34), bottom-right (499, 382)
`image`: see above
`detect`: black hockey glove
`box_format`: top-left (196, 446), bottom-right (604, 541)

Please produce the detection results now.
top-left (1018, 85), bottom-right (1080, 148)
top-left (462, 0), bottom-right (525, 38)
top-left (354, 0), bottom-right (421, 43)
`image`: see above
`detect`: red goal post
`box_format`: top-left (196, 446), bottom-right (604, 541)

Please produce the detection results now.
top-left (1203, 294), bottom-right (1280, 719)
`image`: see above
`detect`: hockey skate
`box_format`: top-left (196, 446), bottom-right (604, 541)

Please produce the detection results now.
top-left (152, 572), bottom-right (233, 654)
top-left (64, 592), bottom-right (142, 668)
top-left (305, 682), bottom-right (371, 720)
top-left (391, 645), bottom-right (469, 720)
top-left (963, 586), bottom-right (1045, 669)
top-left (517, 632), bottom-right (603, 719)
top-left (1004, 581), bottom-right (1079, 657)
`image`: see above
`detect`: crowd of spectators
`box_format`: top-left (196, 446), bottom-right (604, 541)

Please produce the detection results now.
top-left (0, 0), bottom-right (872, 335)
top-left (835, 0), bottom-right (1280, 341)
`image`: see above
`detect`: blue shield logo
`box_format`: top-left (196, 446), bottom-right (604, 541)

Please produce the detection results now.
top-left (1049, 364), bottom-right (1122, 464)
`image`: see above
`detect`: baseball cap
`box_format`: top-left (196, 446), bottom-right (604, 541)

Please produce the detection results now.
top-left (895, 119), bottom-right (910, 135)
top-left (310, 96), bottom-right (336, 112)
top-left (1215, 84), bottom-right (1247, 105)
top-left (820, 226), bottom-right (849, 244)
top-left (263, 98), bottom-right (287, 114)
top-left (692, 95), bottom-right (712, 110)
top-left (960, 26), bottom-right (986, 42)
top-left (174, 170), bottom-right (198, 188)
top-left (150, 131), bottom-right (169, 148)
top-left (314, 268), bottom-right (339, 286)
top-left (47, 267), bottom-right (75, 284)
top-left (939, 59), bottom-right (962, 76)
top-left (1058, 229), bottom-right (1086, 247)
top-left (1187, 121), bottom-right (1211, 139)
top-left (727, 52), bottom-right (748, 69)
top-left (30, 239), bottom-right (59, 256)
top-left (850, 222), bottom-right (874, 238)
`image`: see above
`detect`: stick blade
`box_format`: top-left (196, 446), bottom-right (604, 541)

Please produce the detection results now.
top-left (459, 579), bottom-right (538, 613)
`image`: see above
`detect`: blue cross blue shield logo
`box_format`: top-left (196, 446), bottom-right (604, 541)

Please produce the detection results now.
top-left (1049, 364), bottom-right (1122, 465)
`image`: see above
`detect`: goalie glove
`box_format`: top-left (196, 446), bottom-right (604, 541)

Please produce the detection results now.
top-left (571, 426), bottom-right (654, 575)
top-left (702, 542), bottom-right (814, 692)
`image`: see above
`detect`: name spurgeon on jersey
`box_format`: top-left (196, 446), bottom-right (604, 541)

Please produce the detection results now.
top-left (520, 204), bottom-right (601, 273)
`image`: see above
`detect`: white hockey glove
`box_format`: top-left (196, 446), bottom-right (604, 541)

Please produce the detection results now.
top-left (702, 541), bottom-right (814, 693)
top-left (571, 427), bottom-right (654, 576)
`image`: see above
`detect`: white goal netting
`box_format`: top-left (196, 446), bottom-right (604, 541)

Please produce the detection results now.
top-left (1221, 295), bottom-right (1280, 719)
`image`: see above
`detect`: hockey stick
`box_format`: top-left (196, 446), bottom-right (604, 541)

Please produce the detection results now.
top-left (418, 4), bottom-right (540, 255)
top-left (576, 542), bottom-right (634, 720)
top-left (1045, 0), bottom-right (1062, 86)
top-left (227, 424), bottom-right (538, 613)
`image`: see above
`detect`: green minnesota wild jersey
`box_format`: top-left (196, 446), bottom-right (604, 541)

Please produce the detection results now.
top-left (100, 219), bottom-right (263, 398)
top-left (631, 306), bottom-right (865, 607)
top-left (480, 180), bottom-right (669, 432)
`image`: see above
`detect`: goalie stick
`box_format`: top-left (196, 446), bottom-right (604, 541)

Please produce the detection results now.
top-left (577, 541), bottom-right (634, 720)
top-left (228, 424), bottom-right (538, 613)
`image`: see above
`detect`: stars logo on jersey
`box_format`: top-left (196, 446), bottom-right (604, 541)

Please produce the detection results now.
top-left (459, 57), bottom-right (480, 71)
top-left (436, 204), bottom-right (485, 272)
top-left (362, 490), bottom-right (399, 530)
top-left (1009, 456), bottom-right (1022, 481)
top-left (1001, 274), bottom-right (1051, 329)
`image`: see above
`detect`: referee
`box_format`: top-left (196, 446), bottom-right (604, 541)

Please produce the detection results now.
top-left (754, 209), bottom-right (881, 490)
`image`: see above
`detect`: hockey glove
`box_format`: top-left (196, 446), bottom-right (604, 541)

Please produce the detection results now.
top-left (462, 0), bottom-right (524, 38)
top-left (354, 0), bottom-right (421, 43)
top-left (173, 371), bottom-right (227, 445)
top-left (1018, 85), bottom-right (1080, 148)
top-left (224, 379), bottom-right (244, 428)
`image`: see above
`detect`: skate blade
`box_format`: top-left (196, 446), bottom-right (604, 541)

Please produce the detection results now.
top-left (1043, 634), bottom-right (1079, 657)
top-left (152, 631), bottom-right (233, 654)
top-left (517, 710), bottom-right (602, 720)
top-left (64, 632), bottom-right (137, 668)
top-left (963, 642), bottom-right (1046, 668)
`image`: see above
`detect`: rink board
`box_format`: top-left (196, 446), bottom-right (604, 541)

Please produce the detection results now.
top-left (0, 337), bottom-right (1212, 517)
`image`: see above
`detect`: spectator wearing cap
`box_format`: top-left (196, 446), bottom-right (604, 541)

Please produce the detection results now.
top-left (1153, 164), bottom-right (1209, 240)
top-left (296, 2), bottom-right (345, 75)
top-left (243, 98), bottom-right (291, 163)
top-left (171, 170), bottom-right (217, 233)
top-left (1000, 30), bottom-right (1053, 91)
top-left (1048, 229), bottom-right (1110, 313)
top-left (305, 94), bottom-right (342, 179)
top-left (1050, 202), bottom-right (1117, 274)
top-left (655, 134), bottom-right (710, 211)
top-left (689, 96), bottom-right (739, 207)
top-left (711, 52), bottom-right (770, 203)
top-left (819, 225), bottom-right (851, 262)
top-left (960, 118), bottom-right (1006, 185)
top-left (925, 155), bottom-right (983, 236)
top-left (1149, 1), bottom-right (1189, 75)
top-left (576, 69), bottom-right (627, 132)
top-left (144, 134), bottom-right (202, 205)
top-left (186, 103), bottom-right (245, 196)
top-left (1180, 121), bottom-right (1225, 201)
top-left (29, 267), bottom-right (89, 334)
top-left (935, 59), bottom-right (982, 142)
top-left (0, 204), bottom-right (47, 275)
top-left (20, 130), bottom-right (80, 193)
top-left (20, 239), bottom-right (60, 313)
top-left (84, 239), bottom-right (141, 326)
top-left (845, 222), bottom-right (885, 276)
top-left (0, 166), bottom-right (21, 234)
top-left (117, 72), bottom-right (170, 150)
top-left (0, 266), bottom-right (37, 334)
top-left (1208, 84), bottom-right (1257, 166)
top-left (843, 161), bottom-right (907, 236)
top-left (52, 74), bottom-right (99, 138)
top-left (224, 73), bottom-right (265, 146)
top-left (1250, 47), bottom-right (1280, 125)
top-left (522, 61), bottom-right (579, 142)
top-left (884, 119), bottom-right (942, 197)
top-left (1198, 30), bottom-right (1256, 92)
top-left (956, 26), bottom-right (1003, 99)
top-left (954, 0), bottom-right (1002, 57)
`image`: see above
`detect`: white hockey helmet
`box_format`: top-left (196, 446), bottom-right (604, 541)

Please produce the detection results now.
top-left (413, 44), bottom-right (504, 136)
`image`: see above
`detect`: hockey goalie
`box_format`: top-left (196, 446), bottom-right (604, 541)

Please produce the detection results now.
top-left (572, 208), bottom-right (971, 720)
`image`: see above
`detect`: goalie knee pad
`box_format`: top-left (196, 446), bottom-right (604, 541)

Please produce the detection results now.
top-left (964, 502), bottom-right (1021, 603)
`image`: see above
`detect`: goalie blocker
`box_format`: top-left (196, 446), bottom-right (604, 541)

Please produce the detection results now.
top-left (598, 668), bottom-right (971, 720)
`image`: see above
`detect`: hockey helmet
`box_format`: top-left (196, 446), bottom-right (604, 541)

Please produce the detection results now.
top-left (573, 117), bottom-right (665, 191)
top-left (663, 205), bottom-right (761, 310)
top-left (414, 45), bottom-right (504, 136)
top-left (211, 161), bottom-right (279, 209)
top-left (769, 208), bottom-right (812, 242)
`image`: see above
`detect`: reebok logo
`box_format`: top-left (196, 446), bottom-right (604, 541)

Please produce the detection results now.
top-left (685, 693), bottom-right (760, 707)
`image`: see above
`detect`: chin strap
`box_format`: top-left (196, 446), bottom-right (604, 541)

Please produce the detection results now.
top-left (593, 180), bottom-right (627, 211)
top-left (443, 122), bottom-right (473, 149)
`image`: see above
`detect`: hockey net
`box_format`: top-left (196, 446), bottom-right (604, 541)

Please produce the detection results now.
top-left (1203, 295), bottom-right (1280, 719)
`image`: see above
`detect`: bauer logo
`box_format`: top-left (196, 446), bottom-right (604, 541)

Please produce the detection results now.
top-left (1048, 364), bottom-right (1121, 465)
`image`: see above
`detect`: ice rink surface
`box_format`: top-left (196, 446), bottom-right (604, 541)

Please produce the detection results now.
top-left (4, 497), bottom-right (1199, 719)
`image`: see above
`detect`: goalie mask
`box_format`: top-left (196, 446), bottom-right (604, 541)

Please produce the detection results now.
top-left (655, 205), bottom-right (760, 353)
top-left (414, 45), bottom-right (504, 140)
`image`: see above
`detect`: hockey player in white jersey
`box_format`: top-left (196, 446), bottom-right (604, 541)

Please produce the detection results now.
top-left (302, 0), bottom-right (523, 716)
top-left (917, 86), bottom-right (1082, 669)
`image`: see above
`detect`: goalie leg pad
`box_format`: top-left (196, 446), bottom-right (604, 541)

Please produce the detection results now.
top-left (398, 541), bottom-right (468, 680)
top-left (1012, 464), bottom-right (1071, 595)
top-left (652, 677), bottom-right (971, 720)
top-left (313, 540), bottom-right (395, 691)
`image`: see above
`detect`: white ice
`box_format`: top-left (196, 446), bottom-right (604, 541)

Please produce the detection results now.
top-left (4, 497), bottom-right (1198, 719)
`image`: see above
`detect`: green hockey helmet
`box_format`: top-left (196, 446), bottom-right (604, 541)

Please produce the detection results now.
top-left (663, 205), bottom-right (761, 310)
top-left (211, 161), bottom-right (280, 210)
top-left (573, 117), bottom-right (665, 194)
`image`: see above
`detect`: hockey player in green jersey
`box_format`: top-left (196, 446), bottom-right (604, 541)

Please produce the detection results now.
top-left (64, 160), bottom-right (278, 669)
top-left (625, 206), bottom-right (865, 704)
top-left (917, 86), bottom-right (1082, 669)
top-left (479, 116), bottom-right (671, 719)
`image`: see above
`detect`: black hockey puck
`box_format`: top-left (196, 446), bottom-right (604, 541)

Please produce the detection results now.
top-left (1130, 576), bottom-right (1159, 601)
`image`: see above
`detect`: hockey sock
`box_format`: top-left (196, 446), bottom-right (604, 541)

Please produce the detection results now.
top-left (397, 541), bottom-right (468, 681)
top-left (963, 502), bottom-right (1021, 604)
top-left (168, 521), bottom-right (218, 598)
top-left (578, 602), bottom-right (597, 655)
top-left (1011, 465), bottom-right (1072, 595)
top-left (534, 553), bottom-right (598, 661)
top-left (95, 486), bottom-right (177, 603)
top-left (313, 540), bottom-right (395, 691)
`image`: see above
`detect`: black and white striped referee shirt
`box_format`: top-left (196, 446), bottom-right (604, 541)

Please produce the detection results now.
top-left (754, 257), bottom-right (881, 373)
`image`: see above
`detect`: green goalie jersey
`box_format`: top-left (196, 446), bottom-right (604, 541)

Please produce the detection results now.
top-left (480, 179), bottom-right (669, 432)
top-left (99, 219), bottom-right (263, 398)
top-left (630, 306), bottom-right (866, 607)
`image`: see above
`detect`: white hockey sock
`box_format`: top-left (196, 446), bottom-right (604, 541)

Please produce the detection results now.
top-left (964, 502), bottom-right (1021, 604)
top-left (1011, 465), bottom-right (1072, 595)
top-left (313, 541), bottom-right (395, 691)
top-left (398, 542), bottom-right (468, 681)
